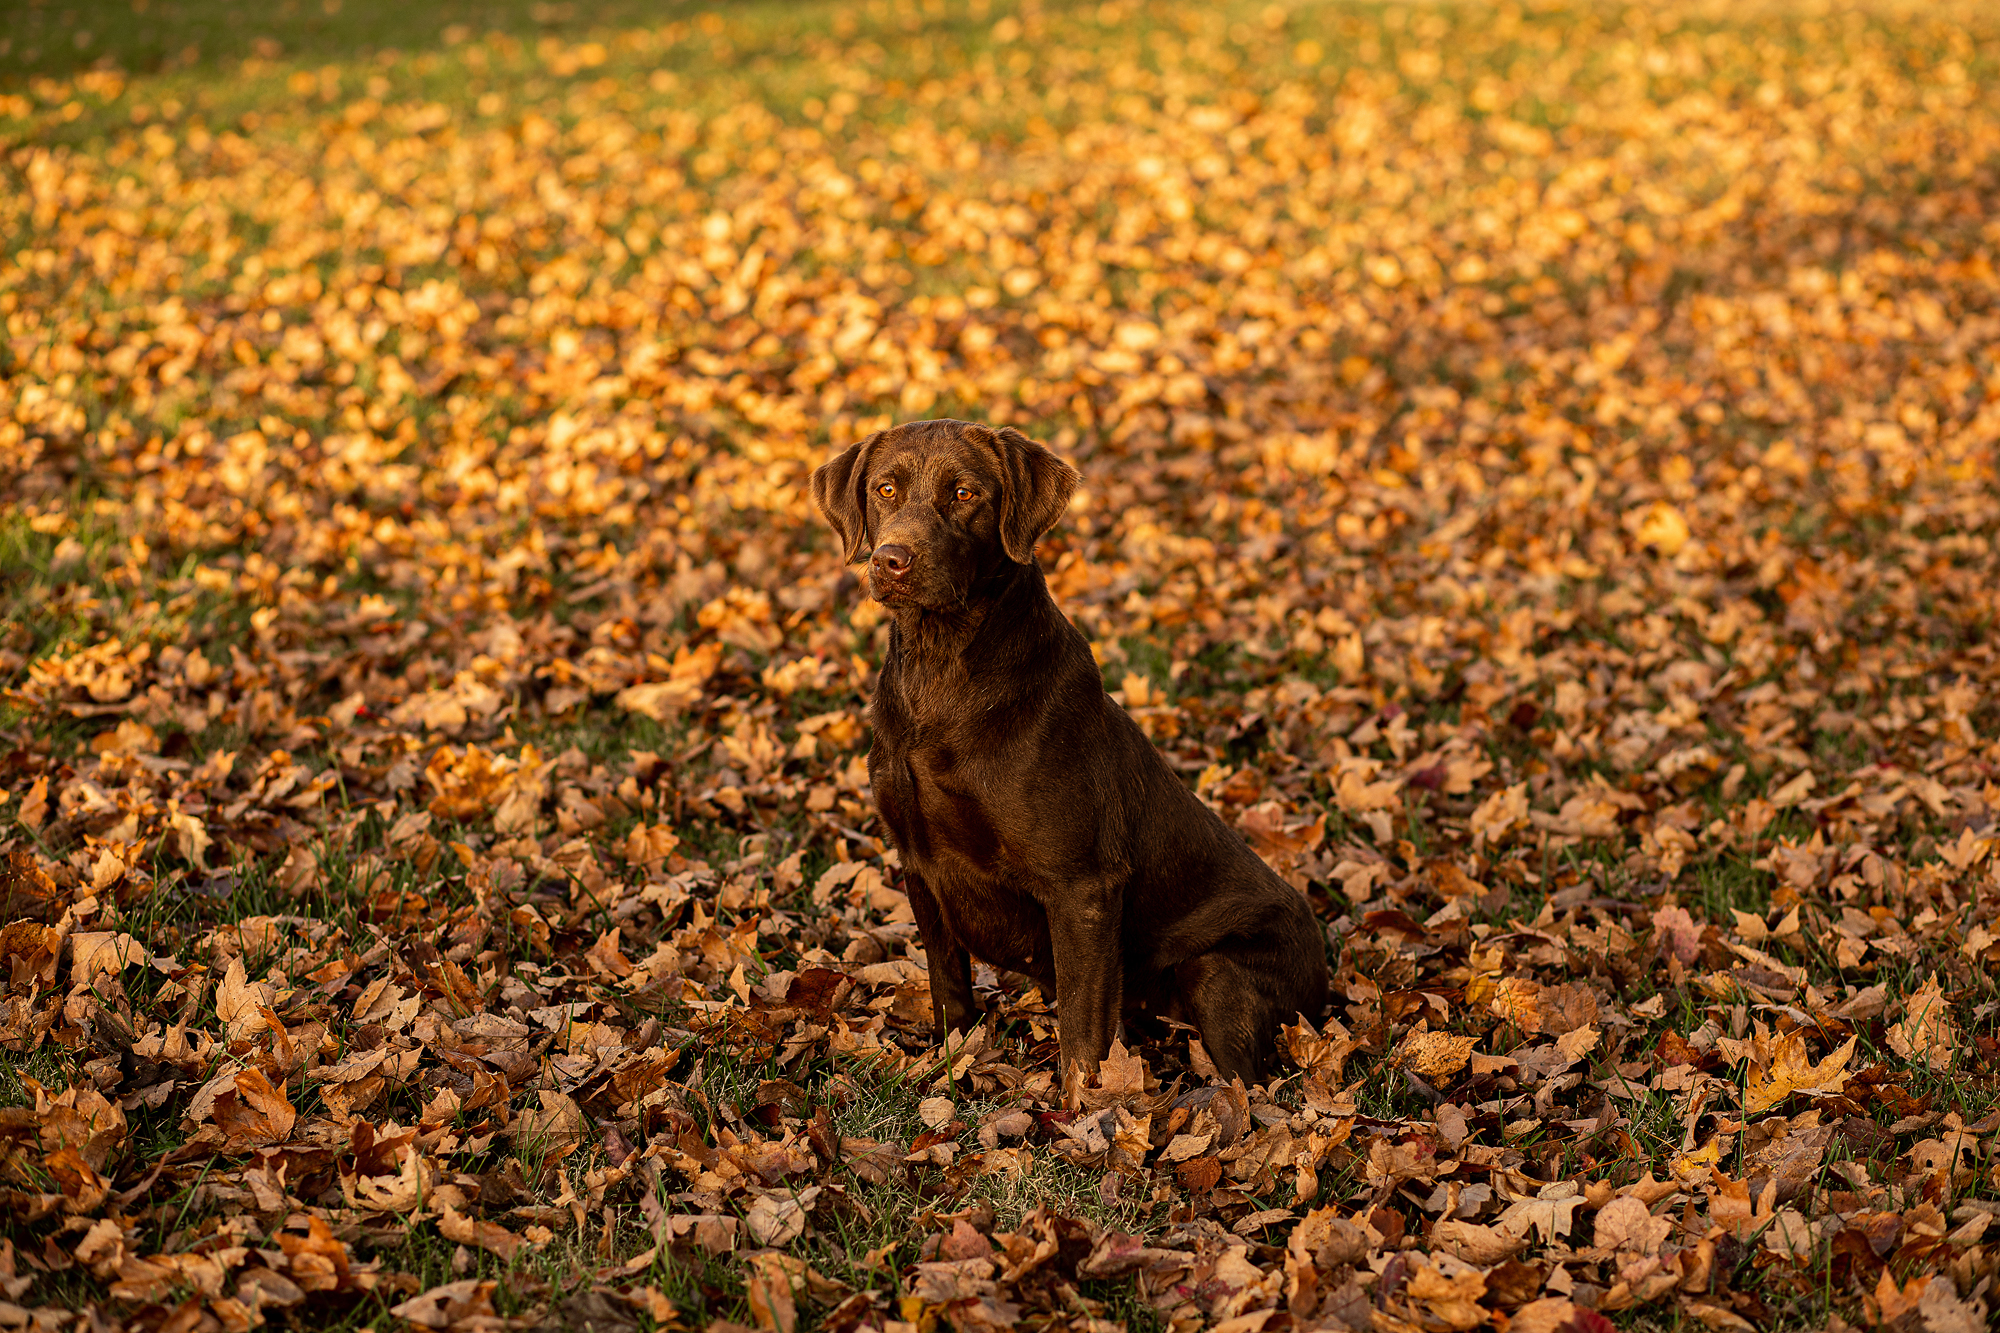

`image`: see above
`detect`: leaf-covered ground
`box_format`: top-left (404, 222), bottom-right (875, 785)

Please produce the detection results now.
top-left (4, 1), bottom-right (2000, 1330)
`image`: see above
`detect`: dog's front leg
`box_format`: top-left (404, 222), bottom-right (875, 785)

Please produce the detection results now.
top-left (1048, 894), bottom-right (1123, 1102)
top-left (903, 867), bottom-right (976, 1035)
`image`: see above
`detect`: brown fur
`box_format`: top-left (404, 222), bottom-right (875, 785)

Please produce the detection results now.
top-left (811, 419), bottom-right (1329, 1086)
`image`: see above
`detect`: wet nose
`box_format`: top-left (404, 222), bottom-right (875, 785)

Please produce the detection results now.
top-left (872, 544), bottom-right (915, 576)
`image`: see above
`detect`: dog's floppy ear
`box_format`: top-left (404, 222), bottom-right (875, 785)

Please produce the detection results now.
top-left (988, 426), bottom-right (1080, 565)
top-left (811, 434), bottom-right (879, 564)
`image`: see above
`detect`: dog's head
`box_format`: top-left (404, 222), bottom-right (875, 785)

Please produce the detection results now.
top-left (810, 419), bottom-right (1079, 609)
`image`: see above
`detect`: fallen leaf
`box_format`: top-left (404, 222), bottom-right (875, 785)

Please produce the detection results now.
top-left (1742, 1032), bottom-right (1855, 1115)
top-left (1887, 973), bottom-right (1957, 1072)
top-left (389, 1279), bottom-right (498, 1330)
top-left (438, 1205), bottom-right (522, 1261)
top-left (1400, 1029), bottom-right (1478, 1082)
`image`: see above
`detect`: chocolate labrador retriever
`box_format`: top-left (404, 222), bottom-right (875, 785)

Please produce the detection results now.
top-left (811, 418), bottom-right (1328, 1087)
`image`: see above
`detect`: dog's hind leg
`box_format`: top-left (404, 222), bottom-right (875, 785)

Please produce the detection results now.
top-left (1177, 951), bottom-right (1283, 1086)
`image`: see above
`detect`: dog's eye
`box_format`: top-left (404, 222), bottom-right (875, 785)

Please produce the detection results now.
top-left (954, 485), bottom-right (974, 503)
top-left (876, 483), bottom-right (896, 499)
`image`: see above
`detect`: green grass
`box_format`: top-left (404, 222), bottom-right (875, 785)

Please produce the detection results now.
top-left (2, 0), bottom-right (1035, 165)
top-left (0, 1046), bottom-right (70, 1108)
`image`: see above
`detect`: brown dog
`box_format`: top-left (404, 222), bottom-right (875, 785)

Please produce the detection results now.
top-left (811, 419), bottom-right (1328, 1087)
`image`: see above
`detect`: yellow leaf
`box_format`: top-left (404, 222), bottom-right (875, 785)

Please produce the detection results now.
top-left (1400, 1029), bottom-right (1477, 1082)
top-left (1742, 1032), bottom-right (1854, 1115)
top-left (1469, 782), bottom-right (1530, 848)
top-left (1670, 1137), bottom-right (1725, 1183)
top-left (1634, 501), bottom-right (1691, 556)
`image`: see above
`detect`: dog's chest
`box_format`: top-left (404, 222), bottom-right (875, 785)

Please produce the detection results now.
top-left (876, 740), bottom-right (1006, 872)
top-left (874, 740), bottom-right (1053, 973)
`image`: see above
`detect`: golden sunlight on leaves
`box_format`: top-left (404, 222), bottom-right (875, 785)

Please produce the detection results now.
top-left (1741, 1031), bottom-right (1856, 1117)
top-left (1398, 1027), bottom-right (1479, 1083)
top-left (1, 0), bottom-right (1999, 1329)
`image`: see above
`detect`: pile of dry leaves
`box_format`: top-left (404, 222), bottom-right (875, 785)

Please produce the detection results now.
top-left (3, 1), bottom-right (1999, 1330)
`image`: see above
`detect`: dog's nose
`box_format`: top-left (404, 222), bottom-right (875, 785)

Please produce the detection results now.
top-left (873, 544), bottom-right (914, 575)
